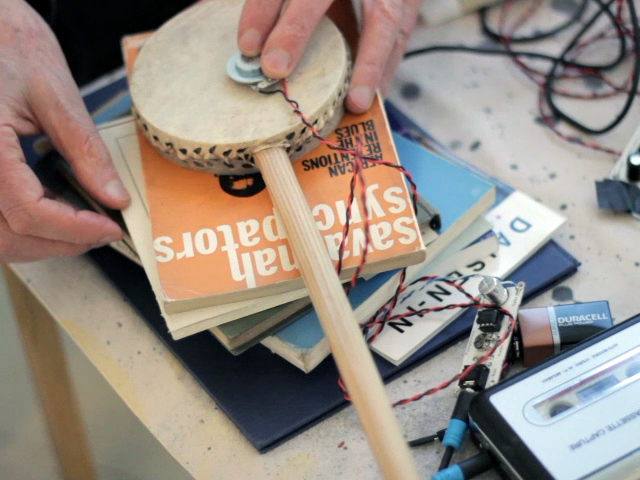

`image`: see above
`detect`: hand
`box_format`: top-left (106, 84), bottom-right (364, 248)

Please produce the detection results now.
top-left (237, 0), bottom-right (422, 114)
top-left (0, 0), bottom-right (130, 263)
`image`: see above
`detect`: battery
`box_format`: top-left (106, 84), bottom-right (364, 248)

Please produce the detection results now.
top-left (517, 301), bottom-right (613, 366)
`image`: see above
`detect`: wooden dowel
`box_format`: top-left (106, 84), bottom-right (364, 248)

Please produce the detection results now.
top-left (255, 147), bottom-right (421, 480)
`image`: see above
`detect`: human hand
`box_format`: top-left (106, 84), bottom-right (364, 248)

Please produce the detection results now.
top-left (237, 0), bottom-right (422, 114)
top-left (0, 0), bottom-right (130, 263)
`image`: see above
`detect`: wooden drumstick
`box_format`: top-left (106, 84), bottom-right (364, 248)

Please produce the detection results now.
top-left (129, 1), bottom-right (420, 478)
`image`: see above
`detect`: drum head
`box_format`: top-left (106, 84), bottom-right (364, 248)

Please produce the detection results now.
top-left (129, 0), bottom-right (350, 174)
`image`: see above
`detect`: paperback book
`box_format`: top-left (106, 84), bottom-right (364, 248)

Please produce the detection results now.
top-left (121, 34), bottom-right (426, 315)
top-left (100, 118), bottom-right (334, 338)
top-left (100, 118), bottom-right (441, 339)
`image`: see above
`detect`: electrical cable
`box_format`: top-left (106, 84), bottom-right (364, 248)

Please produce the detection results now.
top-left (408, 430), bottom-right (442, 447)
top-left (432, 451), bottom-right (495, 480)
top-left (439, 446), bottom-right (455, 471)
top-left (479, 0), bottom-right (589, 43)
top-left (544, 0), bottom-right (640, 134)
top-left (405, 0), bottom-right (627, 71)
top-left (502, 0), bottom-right (628, 71)
top-left (438, 388), bottom-right (477, 470)
top-left (404, 43), bottom-right (621, 71)
top-left (404, 0), bottom-right (639, 141)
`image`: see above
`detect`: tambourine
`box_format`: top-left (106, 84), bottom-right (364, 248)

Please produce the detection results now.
top-left (129, 0), bottom-right (349, 175)
top-left (129, 1), bottom-right (419, 477)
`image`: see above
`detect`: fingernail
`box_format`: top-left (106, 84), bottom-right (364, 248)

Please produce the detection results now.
top-left (262, 48), bottom-right (291, 77)
top-left (92, 234), bottom-right (120, 248)
top-left (348, 86), bottom-right (374, 112)
top-left (239, 28), bottom-right (262, 56)
top-left (104, 178), bottom-right (130, 203)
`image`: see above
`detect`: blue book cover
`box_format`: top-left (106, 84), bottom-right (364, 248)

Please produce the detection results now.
top-left (393, 133), bottom-right (496, 233)
top-left (386, 100), bottom-right (513, 205)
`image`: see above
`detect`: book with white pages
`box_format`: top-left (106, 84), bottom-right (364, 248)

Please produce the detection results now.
top-left (369, 189), bottom-right (566, 365)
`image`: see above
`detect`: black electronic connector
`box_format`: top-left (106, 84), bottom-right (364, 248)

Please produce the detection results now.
top-left (438, 389), bottom-right (477, 470)
top-left (458, 364), bottom-right (489, 391)
top-left (451, 389), bottom-right (475, 422)
top-left (432, 451), bottom-right (495, 480)
top-left (438, 446), bottom-right (454, 471)
top-left (408, 428), bottom-right (446, 447)
top-left (476, 309), bottom-right (504, 333)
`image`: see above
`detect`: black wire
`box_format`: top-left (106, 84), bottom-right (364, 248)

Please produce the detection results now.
top-left (544, 0), bottom-right (640, 134)
top-left (405, 43), bottom-right (573, 62)
top-left (404, 40), bottom-right (624, 72)
top-left (479, 0), bottom-right (589, 43)
top-left (404, 0), bottom-right (638, 136)
top-left (457, 451), bottom-right (495, 479)
top-left (439, 446), bottom-right (455, 471)
top-left (408, 432), bottom-right (439, 447)
top-left (406, 0), bottom-right (628, 72)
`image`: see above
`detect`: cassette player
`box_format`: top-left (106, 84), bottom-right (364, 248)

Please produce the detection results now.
top-left (469, 312), bottom-right (640, 480)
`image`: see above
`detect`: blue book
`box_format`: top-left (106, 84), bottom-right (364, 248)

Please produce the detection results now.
top-left (386, 101), bottom-right (513, 205)
top-left (394, 134), bottom-right (497, 234)
top-left (261, 132), bottom-right (497, 371)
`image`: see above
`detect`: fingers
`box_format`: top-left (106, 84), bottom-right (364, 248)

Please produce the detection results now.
top-left (0, 126), bottom-right (124, 247)
top-left (25, 29), bottom-right (130, 211)
top-left (0, 213), bottom-right (93, 263)
top-left (237, 0), bottom-right (420, 114)
top-left (237, 0), bottom-right (283, 56)
top-left (238, 0), bottom-right (334, 79)
top-left (345, 0), bottom-right (404, 113)
top-left (0, 1), bottom-right (126, 263)
top-left (378, 0), bottom-right (422, 96)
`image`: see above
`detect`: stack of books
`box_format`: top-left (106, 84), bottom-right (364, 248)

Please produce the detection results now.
top-left (46, 66), bottom-right (566, 373)
top-left (74, 32), bottom-right (500, 362)
top-left (100, 95), bottom-right (431, 330)
top-left (87, 96), bottom-right (566, 375)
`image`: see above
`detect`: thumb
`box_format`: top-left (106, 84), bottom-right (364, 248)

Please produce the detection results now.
top-left (29, 60), bottom-right (130, 209)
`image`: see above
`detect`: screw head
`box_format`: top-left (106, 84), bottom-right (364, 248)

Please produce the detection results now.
top-left (226, 51), bottom-right (266, 84)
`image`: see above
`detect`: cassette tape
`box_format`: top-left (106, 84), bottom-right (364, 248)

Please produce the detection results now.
top-left (469, 312), bottom-right (640, 480)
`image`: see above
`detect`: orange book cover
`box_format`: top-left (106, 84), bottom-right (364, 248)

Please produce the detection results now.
top-left (122, 33), bottom-right (426, 313)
